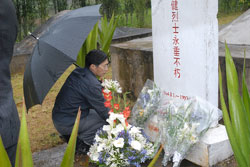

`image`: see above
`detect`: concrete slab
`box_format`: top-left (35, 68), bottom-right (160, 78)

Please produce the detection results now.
top-left (219, 9), bottom-right (250, 45)
top-left (186, 124), bottom-right (233, 167)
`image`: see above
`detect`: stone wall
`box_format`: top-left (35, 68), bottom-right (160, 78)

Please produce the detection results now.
top-left (110, 37), bottom-right (153, 100)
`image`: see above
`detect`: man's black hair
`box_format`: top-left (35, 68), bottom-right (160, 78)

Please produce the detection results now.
top-left (85, 49), bottom-right (108, 68)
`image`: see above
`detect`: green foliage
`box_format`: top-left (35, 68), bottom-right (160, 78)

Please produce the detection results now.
top-left (0, 102), bottom-right (82, 167)
top-left (117, 9), bottom-right (152, 28)
top-left (219, 43), bottom-right (250, 167)
top-left (61, 108), bottom-right (81, 167)
top-left (219, 0), bottom-right (250, 13)
top-left (76, 14), bottom-right (118, 67)
top-left (76, 22), bottom-right (99, 67)
top-left (99, 14), bottom-right (118, 54)
top-left (0, 137), bottom-right (12, 167)
top-left (15, 100), bottom-right (33, 167)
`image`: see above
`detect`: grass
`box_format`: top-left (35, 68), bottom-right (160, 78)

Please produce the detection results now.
top-left (217, 11), bottom-right (245, 25)
top-left (11, 12), bottom-right (242, 153)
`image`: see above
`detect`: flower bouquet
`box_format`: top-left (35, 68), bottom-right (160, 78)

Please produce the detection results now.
top-left (101, 79), bottom-right (131, 124)
top-left (129, 79), bottom-right (161, 128)
top-left (87, 79), bottom-right (155, 166)
top-left (156, 96), bottom-right (222, 167)
top-left (88, 112), bottom-right (155, 167)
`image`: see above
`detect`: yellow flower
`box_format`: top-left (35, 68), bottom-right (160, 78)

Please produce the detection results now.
top-left (139, 110), bottom-right (144, 116)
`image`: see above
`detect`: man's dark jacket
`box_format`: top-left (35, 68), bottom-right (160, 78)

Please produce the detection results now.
top-left (52, 67), bottom-right (109, 127)
top-left (0, 0), bottom-right (20, 161)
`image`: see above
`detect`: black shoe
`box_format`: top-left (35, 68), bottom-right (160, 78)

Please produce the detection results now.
top-left (75, 138), bottom-right (90, 155)
top-left (59, 135), bottom-right (70, 143)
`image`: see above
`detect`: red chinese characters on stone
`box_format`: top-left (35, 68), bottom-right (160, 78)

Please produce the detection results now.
top-left (171, 0), bottom-right (181, 78)
top-left (174, 68), bottom-right (181, 78)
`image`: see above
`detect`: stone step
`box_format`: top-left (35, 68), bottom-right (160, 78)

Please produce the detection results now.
top-left (186, 124), bottom-right (233, 167)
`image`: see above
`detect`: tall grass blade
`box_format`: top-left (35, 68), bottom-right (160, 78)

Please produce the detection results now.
top-left (76, 43), bottom-right (87, 67)
top-left (61, 108), bottom-right (81, 167)
top-left (242, 50), bottom-right (250, 123)
top-left (224, 43), bottom-right (250, 165)
top-left (100, 14), bottom-right (118, 54)
top-left (15, 99), bottom-right (33, 167)
top-left (219, 66), bottom-right (246, 166)
top-left (0, 136), bottom-right (11, 167)
top-left (76, 22), bottom-right (99, 67)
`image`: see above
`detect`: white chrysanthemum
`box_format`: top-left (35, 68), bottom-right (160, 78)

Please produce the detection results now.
top-left (130, 126), bottom-right (141, 134)
top-left (113, 138), bottom-right (124, 148)
top-left (103, 125), bottom-right (111, 131)
top-left (97, 143), bottom-right (105, 152)
top-left (111, 124), bottom-right (124, 136)
top-left (94, 135), bottom-right (102, 142)
top-left (88, 144), bottom-right (99, 161)
top-left (131, 140), bottom-right (142, 151)
top-left (117, 87), bottom-right (122, 93)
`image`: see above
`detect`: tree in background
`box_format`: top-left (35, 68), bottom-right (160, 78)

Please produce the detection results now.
top-left (134, 0), bottom-right (146, 27)
top-left (124, 0), bottom-right (134, 25)
top-left (100, 0), bottom-right (120, 19)
top-left (219, 0), bottom-right (250, 13)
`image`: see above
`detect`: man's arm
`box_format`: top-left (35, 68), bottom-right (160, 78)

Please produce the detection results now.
top-left (86, 85), bottom-right (109, 121)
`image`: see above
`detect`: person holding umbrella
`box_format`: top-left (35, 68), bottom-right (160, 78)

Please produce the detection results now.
top-left (52, 49), bottom-right (110, 154)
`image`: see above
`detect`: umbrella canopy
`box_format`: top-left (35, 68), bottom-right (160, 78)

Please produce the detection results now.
top-left (23, 5), bottom-right (101, 110)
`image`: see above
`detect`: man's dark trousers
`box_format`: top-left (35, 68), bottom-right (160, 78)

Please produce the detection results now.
top-left (0, 0), bottom-right (20, 166)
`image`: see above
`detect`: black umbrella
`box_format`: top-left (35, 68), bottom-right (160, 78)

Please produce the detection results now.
top-left (23, 5), bottom-right (101, 110)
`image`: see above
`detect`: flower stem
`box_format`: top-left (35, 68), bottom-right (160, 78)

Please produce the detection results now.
top-left (147, 145), bottom-right (163, 167)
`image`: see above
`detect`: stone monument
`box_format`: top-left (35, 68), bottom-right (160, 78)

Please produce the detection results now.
top-left (151, 0), bottom-right (218, 106)
top-left (151, 0), bottom-right (233, 166)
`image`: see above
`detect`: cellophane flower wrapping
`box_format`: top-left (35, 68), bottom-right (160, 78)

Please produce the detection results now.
top-left (88, 113), bottom-right (155, 167)
top-left (156, 96), bottom-right (222, 167)
top-left (129, 79), bottom-right (161, 129)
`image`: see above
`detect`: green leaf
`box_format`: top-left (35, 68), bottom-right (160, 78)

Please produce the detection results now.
top-left (76, 43), bottom-right (87, 67)
top-left (15, 99), bottom-right (33, 167)
top-left (224, 43), bottom-right (250, 165)
top-left (0, 136), bottom-right (11, 167)
top-left (219, 65), bottom-right (247, 167)
top-left (76, 22), bottom-right (99, 67)
top-left (61, 108), bottom-right (81, 167)
top-left (242, 50), bottom-right (250, 123)
top-left (100, 14), bottom-right (119, 54)
top-left (86, 22), bottom-right (99, 53)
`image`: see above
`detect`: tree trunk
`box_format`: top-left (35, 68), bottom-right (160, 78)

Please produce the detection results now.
top-left (22, 0), bottom-right (28, 37)
top-left (53, 0), bottom-right (58, 13)
top-left (15, 0), bottom-right (22, 41)
top-left (81, 0), bottom-right (86, 7)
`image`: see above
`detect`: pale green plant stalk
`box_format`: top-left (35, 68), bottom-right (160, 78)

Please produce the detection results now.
top-left (147, 145), bottom-right (163, 167)
top-left (15, 99), bottom-right (33, 167)
top-left (0, 103), bottom-right (82, 167)
top-left (0, 136), bottom-right (12, 167)
top-left (219, 43), bottom-right (250, 167)
top-left (61, 108), bottom-right (81, 167)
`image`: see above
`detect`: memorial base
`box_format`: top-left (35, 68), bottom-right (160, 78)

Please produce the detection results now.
top-left (186, 124), bottom-right (233, 167)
